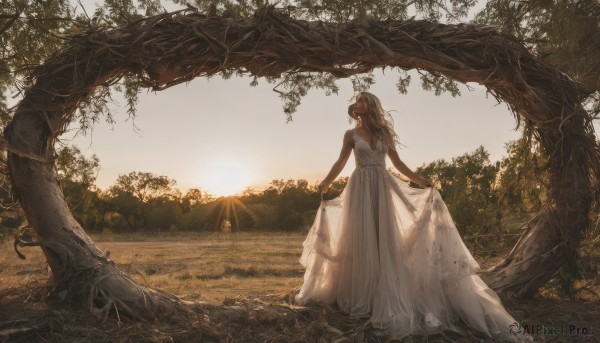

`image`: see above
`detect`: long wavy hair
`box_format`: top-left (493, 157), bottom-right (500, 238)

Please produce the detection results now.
top-left (355, 92), bottom-right (400, 151)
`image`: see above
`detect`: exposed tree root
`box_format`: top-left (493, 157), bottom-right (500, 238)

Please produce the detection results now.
top-left (2, 282), bottom-right (598, 343)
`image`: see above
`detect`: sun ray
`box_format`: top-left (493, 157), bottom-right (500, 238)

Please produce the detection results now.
top-left (205, 196), bottom-right (255, 232)
top-left (213, 197), bottom-right (229, 231)
top-left (233, 197), bottom-right (255, 220)
top-left (231, 199), bottom-right (240, 232)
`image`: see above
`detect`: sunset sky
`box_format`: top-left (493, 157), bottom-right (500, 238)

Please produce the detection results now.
top-left (60, 70), bottom-right (522, 196)
top-left (53, 1), bottom-right (526, 196)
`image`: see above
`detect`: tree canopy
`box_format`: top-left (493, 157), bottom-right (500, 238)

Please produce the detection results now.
top-left (475, 0), bottom-right (599, 117)
top-left (0, 0), bottom-right (480, 123)
top-left (2, 0), bottom-right (597, 121)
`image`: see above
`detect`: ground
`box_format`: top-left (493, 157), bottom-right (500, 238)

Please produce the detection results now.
top-left (0, 232), bottom-right (598, 342)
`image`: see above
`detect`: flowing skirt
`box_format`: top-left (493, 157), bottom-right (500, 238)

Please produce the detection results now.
top-left (295, 166), bottom-right (530, 342)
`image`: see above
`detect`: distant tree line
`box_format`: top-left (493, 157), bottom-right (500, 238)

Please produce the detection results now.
top-left (53, 146), bottom-right (349, 234)
top-left (0, 134), bottom-right (549, 253)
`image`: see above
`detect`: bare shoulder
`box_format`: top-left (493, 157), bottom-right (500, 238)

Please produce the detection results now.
top-left (344, 129), bottom-right (355, 140)
top-left (343, 129), bottom-right (355, 147)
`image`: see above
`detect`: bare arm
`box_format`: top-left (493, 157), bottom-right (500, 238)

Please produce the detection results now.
top-left (319, 130), bottom-right (354, 193)
top-left (388, 148), bottom-right (433, 188)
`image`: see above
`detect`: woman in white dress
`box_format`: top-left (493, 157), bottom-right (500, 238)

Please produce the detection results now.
top-left (295, 92), bottom-right (531, 342)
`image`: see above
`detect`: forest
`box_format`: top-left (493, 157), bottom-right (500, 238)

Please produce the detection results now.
top-left (4, 139), bottom-right (544, 247)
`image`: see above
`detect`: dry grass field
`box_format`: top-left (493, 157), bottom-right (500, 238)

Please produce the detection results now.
top-left (1, 232), bottom-right (307, 303)
top-left (95, 232), bottom-right (307, 302)
top-left (1, 232), bottom-right (599, 342)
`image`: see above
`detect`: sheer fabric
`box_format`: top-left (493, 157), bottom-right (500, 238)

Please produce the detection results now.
top-left (295, 129), bottom-right (531, 342)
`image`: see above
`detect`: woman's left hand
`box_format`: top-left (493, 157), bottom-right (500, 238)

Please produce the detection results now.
top-left (318, 181), bottom-right (330, 193)
top-left (419, 178), bottom-right (433, 188)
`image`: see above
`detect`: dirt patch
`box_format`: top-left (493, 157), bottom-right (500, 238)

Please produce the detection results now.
top-left (0, 283), bottom-right (598, 343)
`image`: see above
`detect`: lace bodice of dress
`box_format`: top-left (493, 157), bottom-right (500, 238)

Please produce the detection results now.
top-left (353, 129), bottom-right (387, 168)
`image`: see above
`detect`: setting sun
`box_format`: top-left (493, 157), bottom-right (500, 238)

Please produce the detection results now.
top-left (197, 157), bottom-right (255, 196)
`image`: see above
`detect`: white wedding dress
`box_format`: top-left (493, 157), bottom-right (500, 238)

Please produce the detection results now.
top-left (295, 129), bottom-right (531, 342)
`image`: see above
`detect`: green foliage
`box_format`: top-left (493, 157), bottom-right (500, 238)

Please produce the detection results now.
top-left (415, 136), bottom-right (553, 257)
top-left (0, 0), bottom-right (73, 74)
top-left (418, 70), bottom-right (461, 97)
top-left (241, 179), bottom-right (325, 231)
top-left (495, 132), bottom-right (548, 215)
top-left (0, 0), bottom-right (72, 135)
top-left (177, 202), bottom-right (211, 231)
top-left (105, 188), bottom-right (139, 231)
top-left (292, 0), bottom-right (411, 21)
top-left (145, 195), bottom-right (183, 231)
top-left (246, 202), bottom-right (278, 231)
top-left (56, 145), bottom-right (100, 188)
top-left (182, 188), bottom-right (212, 208)
top-left (110, 171), bottom-right (176, 203)
top-left (395, 69), bottom-right (411, 94)
top-left (107, 171), bottom-right (178, 231)
top-left (271, 72), bottom-right (340, 120)
top-left (475, 0), bottom-right (600, 116)
top-left (176, 0), bottom-right (472, 22)
top-left (418, 146), bottom-right (500, 238)
top-left (0, 0), bottom-right (161, 130)
top-left (268, 179), bottom-right (320, 231)
top-left (350, 72), bottom-right (376, 93)
top-left (55, 145), bottom-right (101, 229)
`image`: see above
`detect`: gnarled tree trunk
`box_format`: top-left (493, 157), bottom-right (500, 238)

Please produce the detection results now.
top-left (5, 7), bottom-right (599, 315)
